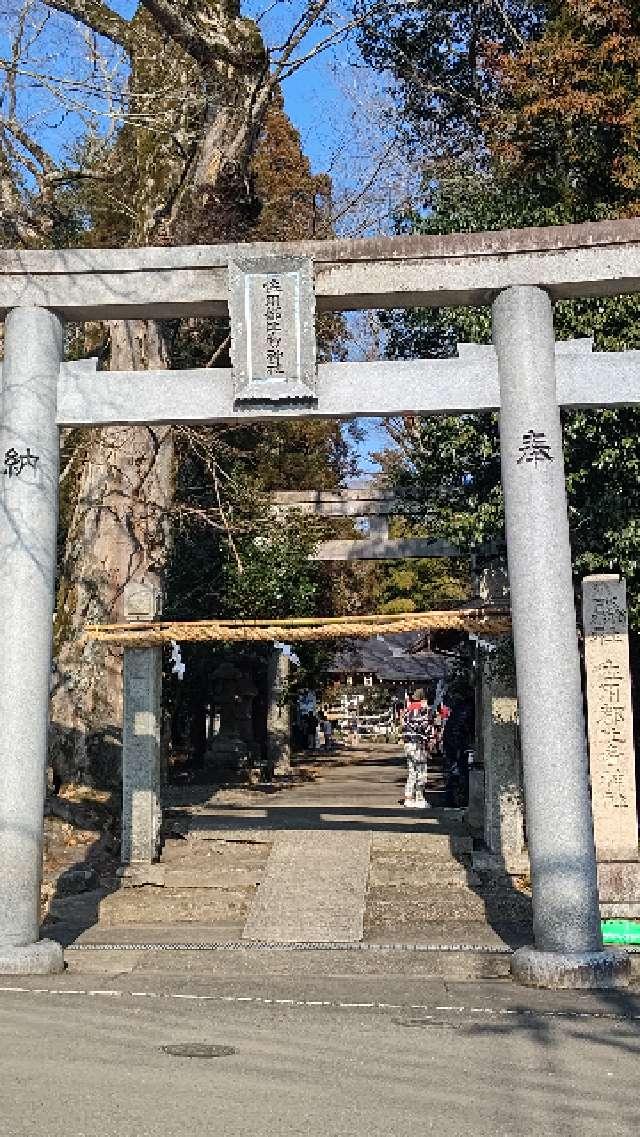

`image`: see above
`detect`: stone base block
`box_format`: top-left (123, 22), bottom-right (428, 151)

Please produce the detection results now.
top-left (511, 946), bottom-right (630, 989)
top-left (598, 860), bottom-right (640, 903)
top-left (472, 847), bottom-right (530, 876)
top-left (206, 737), bottom-right (255, 779)
top-left (600, 902), bottom-right (640, 919)
top-left (117, 863), bottom-right (166, 886)
top-left (0, 939), bottom-right (65, 975)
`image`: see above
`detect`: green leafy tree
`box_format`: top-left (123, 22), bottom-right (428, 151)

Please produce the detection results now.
top-left (361, 4), bottom-right (640, 628)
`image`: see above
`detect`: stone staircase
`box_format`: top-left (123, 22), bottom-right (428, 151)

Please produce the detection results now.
top-left (364, 832), bottom-right (532, 946)
top-left (99, 833), bottom-right (272, 936)
top-left (55, 822), bottom-right (540, 979)
top-left (91, 825), bottom-right (533, 952)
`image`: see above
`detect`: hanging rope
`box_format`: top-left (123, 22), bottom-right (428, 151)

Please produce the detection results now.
top-left (85, 606), bottom-right (511, 646)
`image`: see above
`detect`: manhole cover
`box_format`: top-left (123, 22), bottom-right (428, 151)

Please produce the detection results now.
top-left (161, 1043), bottom-right (237, 1059)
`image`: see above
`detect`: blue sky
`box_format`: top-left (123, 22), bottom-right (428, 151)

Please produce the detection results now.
top-left (3, 0), bottom-right (394, 472)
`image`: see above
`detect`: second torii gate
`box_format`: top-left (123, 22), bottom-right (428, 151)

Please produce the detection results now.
top-left (2, 220), bottom-right (640, 986)
top-left (269, 486), bottom-right (461, 561)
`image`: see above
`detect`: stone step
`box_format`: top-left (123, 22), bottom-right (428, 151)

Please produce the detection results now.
top-left (99, 885), bottom-right (254, 926)
top-left (365, 893), bottom-right (527, 923)
top-left (366, 887), bottom-right (532, 926)
top-left (371, 834), bottom-right (472, 860)
top-left (369, 877), bottom-right (532, 904)
top-left (63, 944), bottom-right (515, 980)
top-left (366, 903), bottom-right (486, 926)
top-left (161, 838), bottom-right (271, 865)
top-left (163, 868), bottom-right (263, 888)
top-left (178, 827), bottom-right (275, 844)
top-left (365, 920), bottom-right (531, 949)
top-left (120, 865), bottom-right (264, 889)
top-left (368, 862), bottom-right (477, 887)
top-left (367, 883), bottom-right (484, 901)
top-left (56, 921), bottom-right (247, 945)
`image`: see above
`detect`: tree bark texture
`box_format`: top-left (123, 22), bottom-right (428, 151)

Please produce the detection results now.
top-left (49, 1), bottom-right (271, 785)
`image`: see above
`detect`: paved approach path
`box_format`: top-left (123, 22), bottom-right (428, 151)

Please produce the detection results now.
top-left (174, 743), bottom-right (455, 946)
top-left (167, 742), bottom-right (451, 834)
top-left (163, 745), bottom-right (530, 950)
top-left (242, 830), bottom-right (372, 943)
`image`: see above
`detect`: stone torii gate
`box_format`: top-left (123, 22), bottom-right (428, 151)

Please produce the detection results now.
top-left (2, 221), bottom-right (640, 986)
top-left (270, 487), bottom-right (462, 561)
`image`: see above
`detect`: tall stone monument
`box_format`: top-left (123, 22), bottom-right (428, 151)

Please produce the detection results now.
top-left (583, 574), bottom-right (638, 862)
top-left (266, 646), bottom-right (291, 776)
top-left (473, 654), bottom-right (528, 876)
top-left (120, 581), bottom-right (163, 873)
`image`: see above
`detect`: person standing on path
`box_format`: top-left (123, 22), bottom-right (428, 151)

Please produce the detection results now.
top-left (321, 712), bottom-right (333, 751)
top-left (402, 707), bottom-right (430, 809)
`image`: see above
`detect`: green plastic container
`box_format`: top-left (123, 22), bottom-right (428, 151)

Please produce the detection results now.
top-left (601, 919), bottom-right (640, 946)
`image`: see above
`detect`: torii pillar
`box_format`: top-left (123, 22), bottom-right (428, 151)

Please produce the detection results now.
top-left (493, 287), bottom-right (628, 988)
top-left (0, 308), bottom-right (64, 974)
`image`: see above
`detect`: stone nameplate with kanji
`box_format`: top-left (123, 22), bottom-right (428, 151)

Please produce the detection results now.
top-left (229, 256), bottom-right (316, 403)
top-left (123, 580), bottom-right (161, 622)
top-left (583, 574), bottom-right (638, 862)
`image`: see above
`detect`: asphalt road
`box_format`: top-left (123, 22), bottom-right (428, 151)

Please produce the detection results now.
top-left (1, 973), bottom-right (639, 1137)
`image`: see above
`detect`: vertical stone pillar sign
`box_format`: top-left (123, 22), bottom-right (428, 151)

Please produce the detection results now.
top-left (120, 582), bottom-right (163, 877)
top-left (473, 654), bottom-right (527, 876)
top-left (493, 286), bottom-right (628, 988)
top-left (267, 645), bottom-right (292, 776)
top-left (0, 308), bottom-right (65, 974)
top-left (582, 575), bottom-right (638, 862)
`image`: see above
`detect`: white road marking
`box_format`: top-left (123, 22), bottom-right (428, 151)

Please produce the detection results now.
top-left (0, 986), bottom-right (638, 1023)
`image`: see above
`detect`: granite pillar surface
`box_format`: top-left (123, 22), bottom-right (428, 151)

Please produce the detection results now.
top-left (0, 307), bottom-right (65, 974)
top-left (494, 286), bottom-right (628, 988)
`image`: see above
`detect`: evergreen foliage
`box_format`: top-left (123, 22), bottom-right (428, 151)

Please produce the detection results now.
top-left (360, 1), bottom-right (640, 626)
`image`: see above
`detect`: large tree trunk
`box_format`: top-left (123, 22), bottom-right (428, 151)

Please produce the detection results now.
top-left (51, 324), bottom-right (173, 785)
top-left (49, 3), bottom-right (271, 786)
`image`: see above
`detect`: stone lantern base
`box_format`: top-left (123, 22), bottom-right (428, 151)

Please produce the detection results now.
top-left (206, 735), bottom-right (256, 781)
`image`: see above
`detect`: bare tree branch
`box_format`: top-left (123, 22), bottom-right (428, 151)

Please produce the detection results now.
top-left (491, 0), bottom-right (527, 49)
top-left (1, 115), bottom-right (59, 178)
top-left (271, 0), bottom-right (332, 60)
top-left (43, 0), bottom-right (131, 49)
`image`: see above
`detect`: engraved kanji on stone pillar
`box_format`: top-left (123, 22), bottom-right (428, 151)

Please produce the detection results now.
top-left (583, 574), bottom-right (638, 863)
top-left (229, 257), bottom-right (316, 403)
